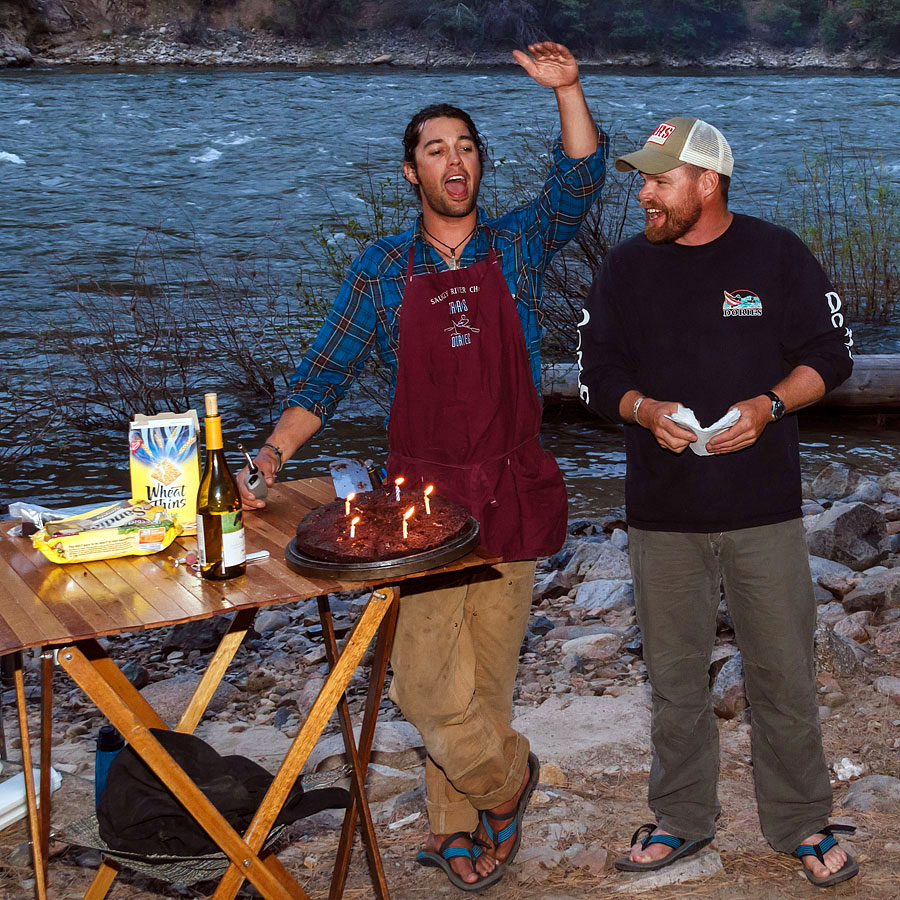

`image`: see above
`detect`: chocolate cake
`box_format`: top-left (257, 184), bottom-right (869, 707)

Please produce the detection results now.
top-left (294, 487), bottom-right (472, 563)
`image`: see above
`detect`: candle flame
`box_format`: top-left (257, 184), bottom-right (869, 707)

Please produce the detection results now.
top-left (395, 477), bottom-right (405, 486)
top-left (347, 492), bottom-right (356, 502)
top-left (351, 516), bottom-right (360, 525)
top-left (403, 506), bottom-right (415, 521)
top-left (424, 485), bottom-right (434, 496)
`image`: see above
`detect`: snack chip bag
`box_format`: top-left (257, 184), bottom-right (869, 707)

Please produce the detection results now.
top-left (32, 500), bottom-right (181, 564)
top-left (129, 411), bottom-right (200, 534)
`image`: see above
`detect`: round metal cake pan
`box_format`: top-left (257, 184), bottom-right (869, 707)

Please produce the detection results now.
top-left (284, 517), bottom-right (480, 581)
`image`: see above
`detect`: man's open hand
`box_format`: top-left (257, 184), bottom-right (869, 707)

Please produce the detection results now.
top-left (512, 42), bottom-right (579, 90)
top-left (706, 395), bottom-right (772, 455)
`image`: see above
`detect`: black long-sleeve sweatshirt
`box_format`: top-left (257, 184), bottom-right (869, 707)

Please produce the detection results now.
top-left (577, 213), bottom-right (854, 533)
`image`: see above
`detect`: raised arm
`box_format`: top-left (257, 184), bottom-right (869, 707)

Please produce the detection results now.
top-left (512, 41), bottom-right (598, 158)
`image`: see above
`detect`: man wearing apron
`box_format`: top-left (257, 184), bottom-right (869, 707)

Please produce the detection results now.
top-left (241, 42), bottom-right (605, 891)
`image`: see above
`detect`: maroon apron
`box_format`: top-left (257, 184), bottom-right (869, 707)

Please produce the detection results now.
top-left (386, 236), bottom-right (567, 561)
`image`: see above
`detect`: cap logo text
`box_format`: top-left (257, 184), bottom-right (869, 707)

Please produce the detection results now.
top-left (647, 123), bottom-right (676, 145)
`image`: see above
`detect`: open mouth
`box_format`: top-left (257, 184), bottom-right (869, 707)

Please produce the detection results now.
top-left (644, 206), bottom-right (665, 224)
top-left (445, 174), bottom-right (468, 199)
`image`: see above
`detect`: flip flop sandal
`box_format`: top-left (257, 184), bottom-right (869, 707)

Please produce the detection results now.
top-left (479, 751), bottom-right (541, 869)
top-left (415, 831), bottom-right (504, 892)
top-left (614, 822), bottom-right (714, 872)
top-left (793, 824), bottom-right (859, 887)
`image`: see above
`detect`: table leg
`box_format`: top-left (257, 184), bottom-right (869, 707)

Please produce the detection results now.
top-left (39, 651), bottom-right (53, 881)
top-left (177, 607), bottom-right (257, 734)
top-left (13, 651), bottom-right (48, 900)
top-left (324, 588), bottom-right (399, 900)
top-left (210, 587), bottom-right (394, 900)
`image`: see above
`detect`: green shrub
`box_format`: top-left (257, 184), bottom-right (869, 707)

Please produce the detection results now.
top-left (819, 7), bottom-right (850, 49)
top-left (849, 0), bottom-right (900, 52)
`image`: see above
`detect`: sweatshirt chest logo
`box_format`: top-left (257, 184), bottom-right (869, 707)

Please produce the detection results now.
top-left (723, 289), bottom-right (762, 317)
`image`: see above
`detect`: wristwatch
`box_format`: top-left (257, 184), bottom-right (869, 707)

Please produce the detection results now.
top-left (765, 390), bottom-right (786, 422)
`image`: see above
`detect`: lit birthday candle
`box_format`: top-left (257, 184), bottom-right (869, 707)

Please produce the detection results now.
top-left (424, 485), bottom-right (434, 515)
top-left (345, 492), bottom-right (355, 516)
top-left (349, 515), bottom-right (360, 538)
top-left (394, 476), bottom-right (405, 502)
top-left (402, 506), bottom-right (415, 539)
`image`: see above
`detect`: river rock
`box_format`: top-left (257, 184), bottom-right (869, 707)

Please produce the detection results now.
top-left (305, 720), bottom-right (425, 772)
top-left (842, 774), bottom-right (900, 812)
top-left (805, 502), bottom-right (888, 570)
top-left (843, 569), bottom-right (900, 613)
top-left (562, 632), bottom-right (624, 666)
top-left (569, 842), bottom-right (609, 874)
top-left (610, 528), bottom-right (629, 551)
top-left (834, 610), bottom-right (873, 642)
top-left (0, 33), bottom-right (32, 67)
top-left (533, 569), bottom-right (571, 601)
top-left (573, 579), bottom-right (634, 613)
top-left (614, 849), bottom-right (723, 892)
top-left (512, 686), bottom-right (651, 770)
top-left (139, 672), bottom-right (240, 725)
top-left (255, 609), bottom-right (291, 633)
top-left (194, 721), bottom-right (293, 773)
top-left (814, 624), bottom-right (862, 676)
top-left (544, 623), bottom-right (621, 642)
top-left (563, 541), bottom-right (631, 582)
top-left (817, 571), bottom-right (861, 599)
top-left (817, 601), bottom-right (848, 626)
top-left (161, 614), bottom-right (233, 652)
top-left (711, 653), bottom-right (746, 719)
top-left (873, 624), bottom-right (900, 655)
top-left (879, 472), bottom-right (900, 495)
top-left (812, 462), bottom-right (858, 500)
top-left (847, 477), bottom-right (884, 504)
top-left (364, 763), bottom-right (421, 802)
top-left (120, 660), bottom-right (150, 689)
top-left (874, 676), bottom-right (900, 705)
top-left (808, 555), bottom-right (855, 604)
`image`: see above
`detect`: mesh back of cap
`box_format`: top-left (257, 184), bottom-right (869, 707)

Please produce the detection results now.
top-left (680, 120), bottom-right (734, 176)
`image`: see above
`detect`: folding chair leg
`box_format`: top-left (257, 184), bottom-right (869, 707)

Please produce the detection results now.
top-left (83, 860), bottom-right (119, 900)
top-left (13, 652), bottom-right (47, 900)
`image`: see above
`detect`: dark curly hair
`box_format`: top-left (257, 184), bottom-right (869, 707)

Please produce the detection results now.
top-left (402, 104), bottom-right (486, 198)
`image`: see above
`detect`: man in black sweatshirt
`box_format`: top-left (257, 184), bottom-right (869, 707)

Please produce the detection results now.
top-left (577, 117), bottom-right (857, 888)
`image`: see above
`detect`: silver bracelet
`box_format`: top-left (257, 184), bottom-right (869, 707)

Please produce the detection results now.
top-left (632, 395), bottom-right (645, 426)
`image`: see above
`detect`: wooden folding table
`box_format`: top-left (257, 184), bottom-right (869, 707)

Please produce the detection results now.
top-left (0, 477), bottom-right (497, 900)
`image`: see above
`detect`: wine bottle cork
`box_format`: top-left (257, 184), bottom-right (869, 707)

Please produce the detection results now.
top-left (204, 393), bottom-right (219, 417)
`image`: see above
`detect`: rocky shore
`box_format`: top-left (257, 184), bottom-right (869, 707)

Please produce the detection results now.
top-left (2, 460), bottom-right (900, 897)
top-left (3, 26), bottom-right (898, 71)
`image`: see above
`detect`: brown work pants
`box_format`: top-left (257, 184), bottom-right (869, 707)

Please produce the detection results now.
top-left (389, 559), bottom-right (534, 834)
top-left (629, 519), bottom-right (833, 852)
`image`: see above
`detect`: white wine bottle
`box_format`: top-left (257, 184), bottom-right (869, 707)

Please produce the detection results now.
top-left (196, 392), bottom-right (246, 580)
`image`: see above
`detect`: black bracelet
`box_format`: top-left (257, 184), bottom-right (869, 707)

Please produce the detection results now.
top-left (261, 442), bottom-right (284, 472)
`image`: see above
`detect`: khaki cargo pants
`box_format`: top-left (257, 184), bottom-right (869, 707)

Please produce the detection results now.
top-left (389, 559), bottom-right (534, 835)
top-left (629, 519), bottom-right (833, 852)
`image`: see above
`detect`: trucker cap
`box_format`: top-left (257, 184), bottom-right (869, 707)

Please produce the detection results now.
top-left (615, 117), bottom-right (734, 177)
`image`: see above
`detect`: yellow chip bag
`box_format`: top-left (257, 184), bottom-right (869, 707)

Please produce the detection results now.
top-left (32, 500), bottom-right (181, 564)
top-left (129, 411), bottom-right (200, 534)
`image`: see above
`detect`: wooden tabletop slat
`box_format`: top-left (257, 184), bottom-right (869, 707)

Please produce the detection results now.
top-left (0, 479), bottom-right (500, 655)
top-left (5, 545), bottom-right (124, 637)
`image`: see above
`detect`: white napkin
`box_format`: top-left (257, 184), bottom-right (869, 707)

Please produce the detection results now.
top-left (664, 404), bottom-right (741, 457)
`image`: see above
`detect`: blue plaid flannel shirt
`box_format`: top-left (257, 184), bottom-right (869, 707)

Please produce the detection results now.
top-left (286, 135), bottom-right (607, 423)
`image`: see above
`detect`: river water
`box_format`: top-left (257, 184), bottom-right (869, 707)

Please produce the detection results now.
top-left (1, 67), bottom-right (899, 514)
